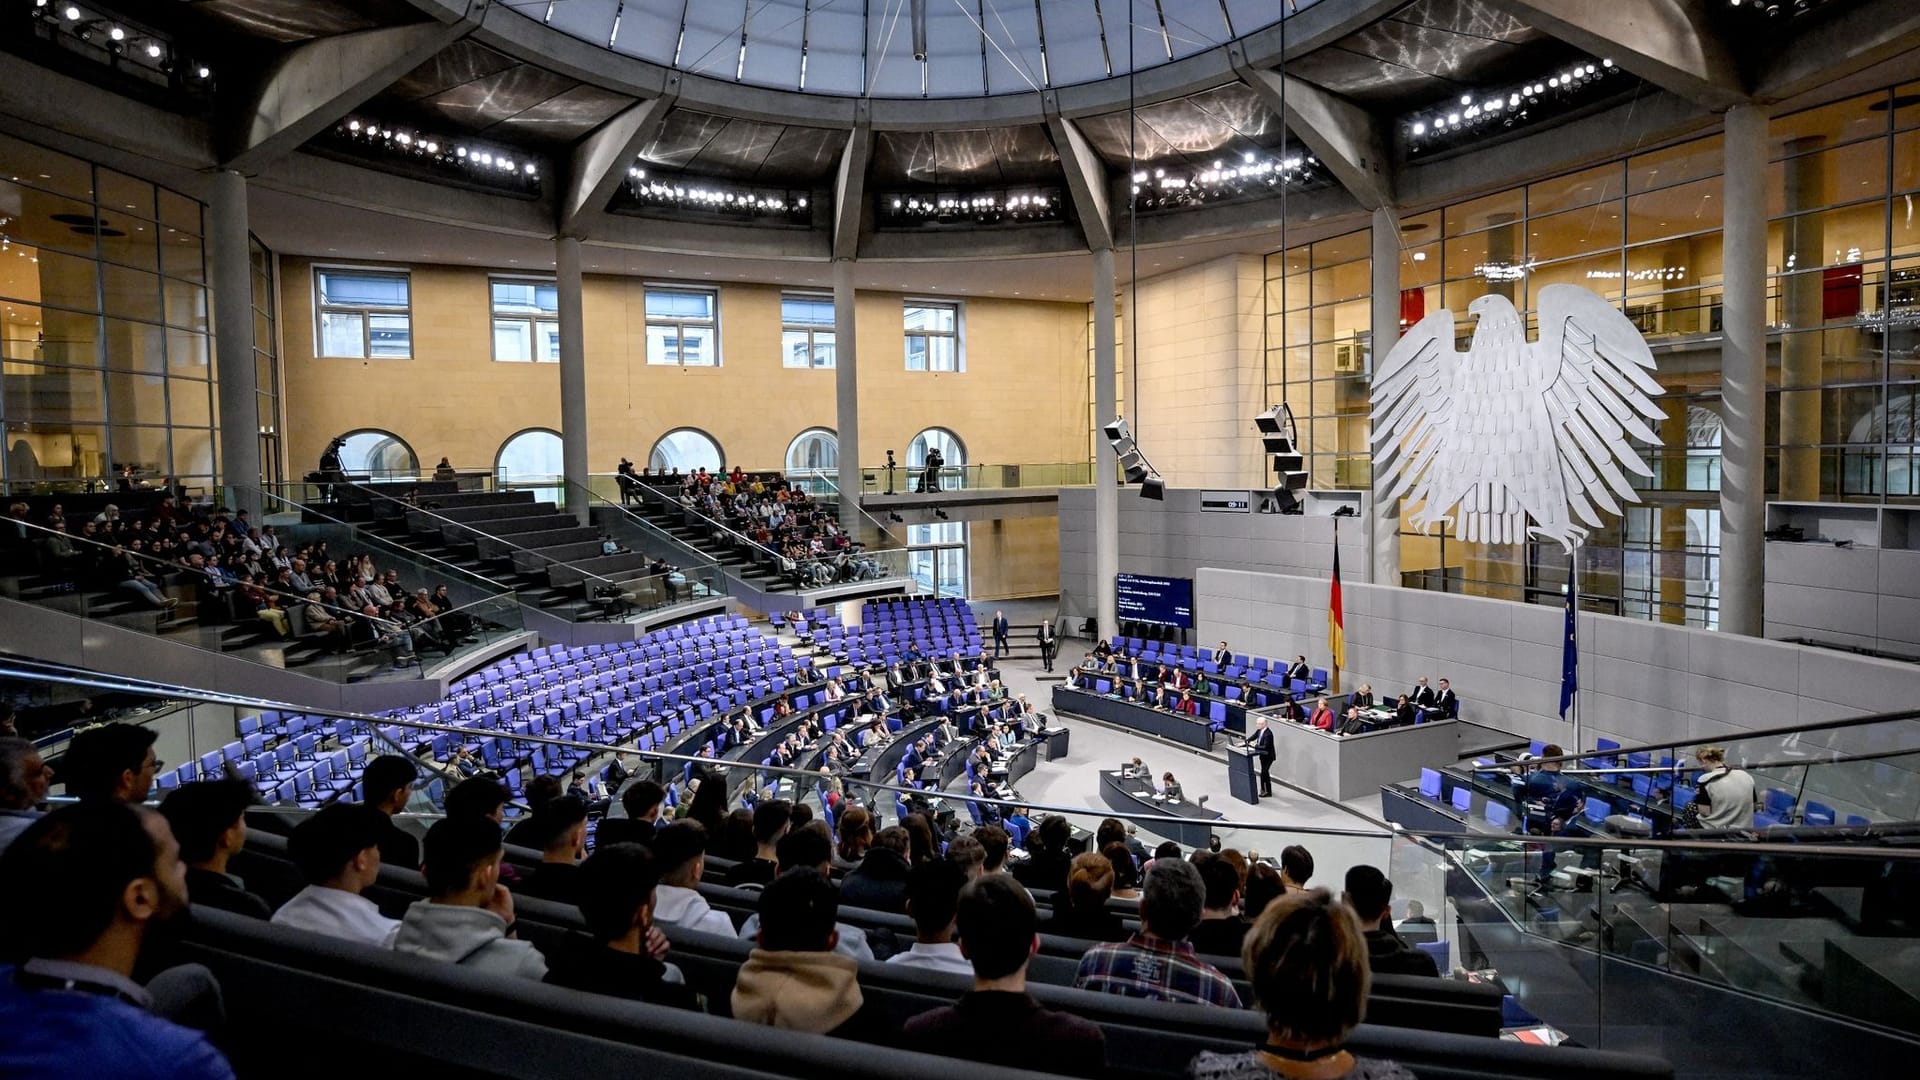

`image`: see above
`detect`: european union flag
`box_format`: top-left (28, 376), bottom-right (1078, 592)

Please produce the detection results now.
top-left (1558, 563), bottom-right (1578, 720)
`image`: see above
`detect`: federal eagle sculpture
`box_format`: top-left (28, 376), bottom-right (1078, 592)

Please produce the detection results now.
top-left (1370, 285), bottom-right (1664, 552)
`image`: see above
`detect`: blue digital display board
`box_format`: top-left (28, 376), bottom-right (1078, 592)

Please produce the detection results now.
top-left (1115, 573), bottom-right (1194, 629)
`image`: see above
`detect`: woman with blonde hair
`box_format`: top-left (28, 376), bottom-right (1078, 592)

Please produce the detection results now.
top-left (1187, 889), bottom-right (1413, 1080)
top-left (1038, 851), bottom-right (1130, 942)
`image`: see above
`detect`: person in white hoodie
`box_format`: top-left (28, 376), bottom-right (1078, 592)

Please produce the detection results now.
top-left (272, 803), bottom-right (400, 948)
top-left (648, 819), bottom-right (738, 938)
top-left (391, 816), bottom-right (547, 979)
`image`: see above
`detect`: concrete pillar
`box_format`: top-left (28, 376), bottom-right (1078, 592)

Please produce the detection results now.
top-left (1093, 247), bottom-right (1118, 643)
top-left (555, 236), bottom-right (589, 524)
top-left (1369, 206), bottom-right (1403, 587)
top-left (1719, 105), bottom-right (1769, 636)
top-left (1779, 137), bottom-right (1827, 501)
top-left (833, 258), bottom-right (862, 533)
top-left (209, 170), bottom-right (260, 517)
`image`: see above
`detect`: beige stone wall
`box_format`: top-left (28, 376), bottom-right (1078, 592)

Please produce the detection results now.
top-left (968, 515), bottom-right (1062, 600)
top-left (1127, 254), bottom-right (1267, 489)
top-left (279, 258), bottom-right (1092, 480)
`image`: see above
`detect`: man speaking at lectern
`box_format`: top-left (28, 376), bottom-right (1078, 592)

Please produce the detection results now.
top-left (1251, 718), bottom-right (1275, 798)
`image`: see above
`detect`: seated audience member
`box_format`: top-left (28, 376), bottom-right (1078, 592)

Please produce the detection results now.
top-left (0, 802), bottom-right (236, 1080)
top-left (514, 795), bottom-right (589, 906)
top-left (1396, 900), bottom-right (1439, 946)
top-left (1433, 678), bottom-right (1459, 719)
top-left (724, 799), bottom-right (791, 887)
top-left (887, 860), bottom-right (972, 976)
top-left (905, 874), bottom-right (1107, 1077)
top-left (157, 780), bottom-right (271, 919)
top-left (392, 816), bottom-right (547, 979)
top-left (542, 843), bottom-right (698, 1010)
top-left (360, 754), bottom-right (421, 870)
top-left (945, 834), bottom-right (987, 880)
top-left (60, 723), bottom-right (160, 804)
top-left (648, 821), bottom-right (737, 937)
top-left (0, 737), bottom-right (53, 851)
top-left (975, 823), bottom-right (1011, 875)
top-left (1342, 866), bottom-right (1439, 978)
top-left (1187, 851), bottom-right (1249, 959)
top-left (1280, 844), bottom-right (1315, 891)
top-left (443, 776), bottom-right (508, 825)
top-left (1038, 852), bottom-right (1129, 943)
top-left (731, 868), bottom-right (896, 1043)
top-left (1186, 890), bottom-right (1415, 1080)
top-left (1073, 858), bottom-right (1242, 1007)
top-left (736, 824), bottom-right (875, 962)
top-left (832, 805), bottom-right (874, 873)
top-left (839, 825), bottom-right (913, 913)
top-left (1243, 863), bottom-right (1285, 921)
top-left (502, 774), bottom-right (565, 850)
top-left (273, 803), bottom-right (399, 947)
top-left (594, 779), bottom-right (666, 849)
top-left (1104, 841), bottom-right (1143, 900)
top-left (1012, 814), bottom-right (1075, 894)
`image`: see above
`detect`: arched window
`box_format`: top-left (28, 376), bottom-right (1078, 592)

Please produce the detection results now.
top-left (785, 428), bottom-right (838, 474)
top-left (650, 428), bottom-right (724, 475)
top-left (907, 427), bottom-right (965, 468)
top-left (335, 429), bottom-right (417, 477)
top-left (496, 428), bottom-right (564, 503)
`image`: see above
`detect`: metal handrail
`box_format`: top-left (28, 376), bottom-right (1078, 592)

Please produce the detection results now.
top-left (343, 480), bottom-right (626, 593)
top-left (560, 478), bottom-right (725, 575)
top-left (608, 472), bottom-right (901, 584)
top-left (252, 485), bottom-right (512, 598)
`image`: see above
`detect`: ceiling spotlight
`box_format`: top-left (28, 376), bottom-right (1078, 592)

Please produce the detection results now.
top-left (196, 65), bottom-right (210, 78)
top-left (1459, 94), bottom-right (1471, 105)
top-left (1411, 121), bottom-right (1426, 135)
top-left (62, 4), bottom-right (79, 20)
top-left (523, 162), bottom-right (537, 175)
top-left (144, 41), bottom-right (162, 58)
top-left (348, 119), bottom-right (361, 132)
top-left (108, 24), bottom-right (124, 40)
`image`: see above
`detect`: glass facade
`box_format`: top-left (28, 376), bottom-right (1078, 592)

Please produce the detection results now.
top-left (0, 132), bottom-right (220, 496)
top-left (1261, 80), bottom-right (1920, 629)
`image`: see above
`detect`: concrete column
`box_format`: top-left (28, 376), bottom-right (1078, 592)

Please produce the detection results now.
top-left (555, 236), bottom-right (589, 524)
top-left (1369, 206), bottom-right (1403, 587)
top-left (209, 170), bottom-right (260, 517)
top-left (1719, 105), bottom-right (1769, 636)
top-left (833, 258), bottom-right (862, 533)
top-left (1093, 247), bottom-right (1118, 643)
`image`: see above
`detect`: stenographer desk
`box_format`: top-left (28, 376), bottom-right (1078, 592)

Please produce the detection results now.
top-left (1273, 715), bottom-right (1460, 802)
top-left (1099, 769), bottom-right (1222, 848)
top-left (1051, 685), bottom-right (1219, 749)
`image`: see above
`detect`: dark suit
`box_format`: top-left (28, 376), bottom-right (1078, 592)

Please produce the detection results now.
top-left (1287, 662), bottom-right (1311, 683)
top-left (378, 817), bottom-right (419, 871)
top-left (1217, 649), bottom-right (1235, 668)
top-left (992, 616), bottom-right (1010, 657)
top-left (185, 867), bottom-right (272, 919)
top-left (1434, 689), bottom-right (1459, 719)
top-left (1411, 684), bottom-right (1437, 707)
top-left (1252, 725), bottom-right (1276, 796)
top-left (1036, 625), bottom-right (1057, 672)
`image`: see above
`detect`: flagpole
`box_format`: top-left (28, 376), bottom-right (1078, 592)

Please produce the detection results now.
top-left (1329, 518), bottom-right (1342, 695)
top-left (1569, 546), bottom-right (1582, 754)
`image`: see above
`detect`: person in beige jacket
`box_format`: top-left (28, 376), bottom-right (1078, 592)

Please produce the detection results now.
top-left (730, 869), bottom-right (896, 1043)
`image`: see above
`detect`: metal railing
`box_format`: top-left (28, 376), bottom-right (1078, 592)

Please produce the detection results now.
top-left (858, 460), bottom-right (1094, 494)
top-left (2, 514), bottom-right (522, 679)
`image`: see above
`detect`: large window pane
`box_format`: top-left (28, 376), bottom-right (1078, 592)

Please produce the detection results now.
top-left (646, 290), bottom-right (713, 319)
top-left (318, 271), bottom-right (409, 307)
top-left (650, 429), bottom-right (724, 474)
top-left (493, 319), bottom-right (534, 362)
top-left (319, 311), bottom-right (364, 359)
top-left (101, 264), bottom-right (162, 323)
top-left (4, 422), bottom-right (107, 485)
top-left (0, 363), bottom-right (106, 423)
top-left (367, 314), bottom-right (411, 358)
top-left (168, 377), bottom-right (213, 428)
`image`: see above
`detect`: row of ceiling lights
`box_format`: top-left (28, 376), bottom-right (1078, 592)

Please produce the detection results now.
top-left (884, 190), bottom-right (1061, 220)
top-left (620, 167), bottom-right (810, 219)
top-left (334, 119), bottom-right (541, 187)
top-left (1408, 58), bottom-right (1617, 142)
top-left (27, 0), bottom-right (212, 80)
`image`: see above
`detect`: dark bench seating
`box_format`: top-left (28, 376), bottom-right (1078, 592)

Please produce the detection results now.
top-left (178, 907), bottom-right (1063, 1080)
top-left (482, 527), bottom-right (601, 561)
top-left (228, 831), bottom-right (1656, 1077)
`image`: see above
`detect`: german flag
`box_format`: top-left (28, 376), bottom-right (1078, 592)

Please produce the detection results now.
top-left (1328, 543), bottom-right (1345, 694)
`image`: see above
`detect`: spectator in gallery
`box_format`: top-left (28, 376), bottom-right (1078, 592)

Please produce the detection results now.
top-left (1038, 852), bottom-right (1129, 942)
top-left (1185, 889), bottom-right (1415, 1080)
top-left (1073, 858), bottom-right (1242, 1008)
top-left (0, 737), bottom-right (54, 852)
top-left (542, 842), bottom-right (698, 1010)
top-left (391, 816), bottom-right (547, 980)
top-left (272, 802), bottom-right (401, 948)
top-left (157, 779), bottom-right (271, 919)
top-left (1341, 865), bottom-right (1440, 978)
top-left (730, 868), bottom-right (896, 1042)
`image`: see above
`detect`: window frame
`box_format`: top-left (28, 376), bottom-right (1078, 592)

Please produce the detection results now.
top-left (644, 284), bottom-right (721, 367)
top-left (780, 292), bottom-right (837, 369)
top-left (488, 275), bottom-right (561, 363)
top-left (903, 298), bottom-right (964, 372)
top-left (313, 265), bottom-right (413, 360)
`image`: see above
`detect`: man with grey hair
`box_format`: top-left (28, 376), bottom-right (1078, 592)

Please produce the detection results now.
top-left (0, 737), bottom-right (54, 851)
top-left (1071, 856), bottom-right (1242, 1007)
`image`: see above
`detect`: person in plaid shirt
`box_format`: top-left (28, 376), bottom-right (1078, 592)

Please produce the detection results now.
top-left (1073, 857), bottom-right (1243, 1008)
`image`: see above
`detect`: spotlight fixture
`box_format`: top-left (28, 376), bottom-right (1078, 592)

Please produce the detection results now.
top-left (878, 187), bottom-right (1064, 226)
top-left (1102, 415), bottom-right (1165, 502)
top-left (1405, 57), bottom-right (1622, 151)
top-left (1125, 152), bottom-right (1320, 212)
top-left (1254, 405), bottom-right (1309, 514)
top-left (63, 4), bottom-right (80, 21)
top-left (617, 160), bottom-right (811, 222)
top-left (330, 118), bottom-right (542, 192)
